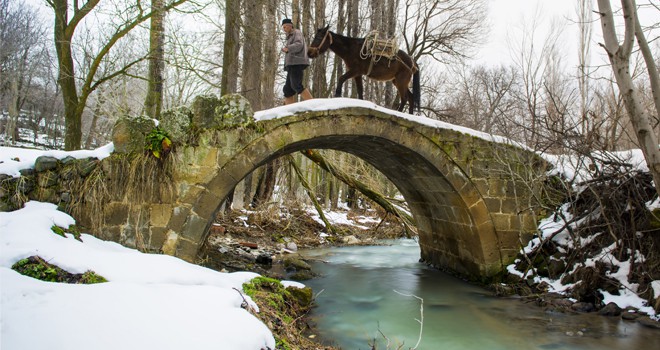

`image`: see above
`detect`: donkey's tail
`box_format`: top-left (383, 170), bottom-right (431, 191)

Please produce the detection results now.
top-left (413, 65), bottom-right (421, 113)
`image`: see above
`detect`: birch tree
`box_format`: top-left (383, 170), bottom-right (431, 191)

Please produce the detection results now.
top-left (596, 0), bottom-right (660, 197)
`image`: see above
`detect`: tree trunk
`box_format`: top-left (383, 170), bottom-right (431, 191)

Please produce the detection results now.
top-left (289, 155), bottom-right (335, 233)
top-left (252, 160), bottom-right (278, 207)
top-left (221, 0), bottom-right (241, 95)
top-left (144, 0), bottom-right (165, 119)
top-left (84, 92), bottom-right (104, 148)
top-left (261, 0), bottom-right (278, 108)
top-left (311, 0), bottom-right (327, 97)
top-left (597, 0), bottom-right (660, 198)
top-left (241, 0), bottom-right (263, 110)
top-left (52, 0), bottom-right (85, 150)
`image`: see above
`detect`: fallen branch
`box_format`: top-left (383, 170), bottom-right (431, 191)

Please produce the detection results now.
top-left (301, 149), bottom-right (417, 236)
top-left (288, 155), bottom-right (336, 233)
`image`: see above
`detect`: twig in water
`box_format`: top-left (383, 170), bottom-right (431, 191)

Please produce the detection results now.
top-left (393, 290), bottom-right (424, 350)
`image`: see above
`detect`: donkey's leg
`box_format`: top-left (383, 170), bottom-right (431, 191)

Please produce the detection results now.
top-left (407, 89), bottom-right (415, 114)
top-left (393, 80), bottom-right (408, 112)
top-left (393, 73), bottom-right (413, 112)
top-left (336, 71), bottom-right (360, 97)
top-left (354, 76), bottom-right (364, 100)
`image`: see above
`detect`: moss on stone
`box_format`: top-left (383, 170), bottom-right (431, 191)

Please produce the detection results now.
top-left (112, 116), bottom-right (157, 154)
top-left (160, 106), bottom-right (193, 143)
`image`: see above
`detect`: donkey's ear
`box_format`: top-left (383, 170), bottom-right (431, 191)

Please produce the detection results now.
top-left (324, 24), bottom-right (330, 30)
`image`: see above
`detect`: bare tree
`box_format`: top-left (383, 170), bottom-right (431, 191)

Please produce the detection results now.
top-left (262, 0), bottom-right (279, 108)
top-left (596, 0), bottom-right (660, 197)
top-left (402, 0), bottom-right (486, 63)
top-left (220, 0), bottom-right (241, 95)
top-left (45, 0), bottom-right (189, 150)
top-left (0, 0), bottom-right (48, 143)
top-left (241, 0), bottom-right (264, 109)
top-left (576, 0), bottom-right (594, 127)
top-left (144, 0), bottom-right (166, 119)
top-left (508, 7), bottom-right (566, 148)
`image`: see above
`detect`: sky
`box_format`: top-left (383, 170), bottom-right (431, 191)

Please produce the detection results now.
top-left (476, 0), bottom-right (659, 69)
top-left (1, 99), bottom-right (659, 350)
top-left (477, 0), bottom-right (579, 66)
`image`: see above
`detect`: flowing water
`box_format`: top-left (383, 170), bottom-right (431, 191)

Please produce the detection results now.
top-left (302, 239), bottom-right (659, 350)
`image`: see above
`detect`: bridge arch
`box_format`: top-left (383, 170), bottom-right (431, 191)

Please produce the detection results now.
top-left (167, 106), bottom-right (546, 281)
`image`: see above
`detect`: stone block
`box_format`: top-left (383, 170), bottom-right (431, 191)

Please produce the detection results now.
top-left (216, 93), bottom-right (254, 126)
top-left (150, 204), bottom-right (172, 227)
top-left (168, 206), bottom-right (191, 232)
top-left (34, 156), bottom-right (59, 172)
top-left (161, 231), bottom-right (179, 256)
top-left (104, 202), bottom-right (129, 226)
top-left (119, 225), bottom-right (138, 249)
top-left (77, 158), bottom-right (100, 177)
top-left (178, 184), bottom-right (205, 204)
top-left (112, 116), bottom-right (156, 154)
top-left (484, 197), bottom-right (502, 213)
top-left (60, 163), bottom-right (79, 180)
top-left (175, 238), bottom-right (199, 262)
top-left (160, 106), bottom-right (193, 143)
top-left (193, 189), bottom-right (222, 220)
top-left (205, 171), bottom-right (239, 200)
top-left (488, 178), bottom-right (506, 197)
top-left (471, 178), bottom-right (489, 196)
top-left (101, 226), bottom-right (121, 243)
top-left (149, 226), bottom-right (169, 251)
top-left (37, 171), bottom-right (59, 188)
top-left (180, 214), bottom-right (208, 242)
top-left (191, 94), bottom-right (221, 129)
top-left (500, 198), bottom-right (519, 214)
top-left (491, 213), bottom-right (512, 231)
top-left (35, 187), bottom-right (58, 203)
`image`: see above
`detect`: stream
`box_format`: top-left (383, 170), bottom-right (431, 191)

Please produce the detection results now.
top-left (301, 239), bottom-right (659, 350)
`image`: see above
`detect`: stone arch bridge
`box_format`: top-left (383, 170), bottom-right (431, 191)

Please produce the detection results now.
top-left (5, 100), bottom-right (551, 282)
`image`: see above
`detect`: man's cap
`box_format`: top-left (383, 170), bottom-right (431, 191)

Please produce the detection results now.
top-left (282, 18), bottom-right (293, 25)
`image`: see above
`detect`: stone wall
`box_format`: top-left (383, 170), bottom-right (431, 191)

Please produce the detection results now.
top-left (0, 155), bottom-right (100, 212)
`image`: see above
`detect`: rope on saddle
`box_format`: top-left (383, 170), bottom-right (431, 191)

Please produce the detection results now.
top-left (359, 31), bottom-right (399, 75)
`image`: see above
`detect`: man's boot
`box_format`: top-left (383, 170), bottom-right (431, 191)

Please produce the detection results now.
top-left (284, 96), bottom-right (296, 105)
top-left (300, 89), bottom-right (313, 101)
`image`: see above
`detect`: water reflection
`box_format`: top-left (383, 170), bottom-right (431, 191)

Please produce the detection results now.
top-left (302, 239), bottom-right (659, 350)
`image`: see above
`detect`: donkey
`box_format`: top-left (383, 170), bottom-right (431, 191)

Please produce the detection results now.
top-left (307, 26), bottom-right (420, 114)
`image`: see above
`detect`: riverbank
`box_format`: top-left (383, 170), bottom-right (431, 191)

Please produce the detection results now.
top-left (196, 206), bottom-right (404, 349)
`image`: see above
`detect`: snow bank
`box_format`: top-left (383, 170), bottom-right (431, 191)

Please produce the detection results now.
top-left (0, 143), bottom-right (114, 177)
top-left (0, 202), bottom-right (275, 350)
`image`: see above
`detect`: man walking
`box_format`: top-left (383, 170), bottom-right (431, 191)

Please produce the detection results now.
top-left (281, 18), bottom-right (313, 104)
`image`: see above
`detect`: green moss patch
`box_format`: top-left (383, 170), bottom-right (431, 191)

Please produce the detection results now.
top-left (12, 256), bottom-right (107, 284)
top-left (51, 225), bottom-right (82, 241)
top-left (242, 276), bottom-right (334, 349)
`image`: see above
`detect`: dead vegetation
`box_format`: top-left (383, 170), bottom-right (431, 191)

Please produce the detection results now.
top-left (505, 166), bottom-right (660, 317)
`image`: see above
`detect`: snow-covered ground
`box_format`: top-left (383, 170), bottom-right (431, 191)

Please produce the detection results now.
top-left (512, 149), bottom-right (660, 320)
top-left (0, 201), bottom-right (278, 350)
top-left (1, 138), bottom-right (276, 350)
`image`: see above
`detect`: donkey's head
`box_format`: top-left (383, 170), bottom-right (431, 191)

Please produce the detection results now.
top-left (307, 25), bottom-right (332, 58)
